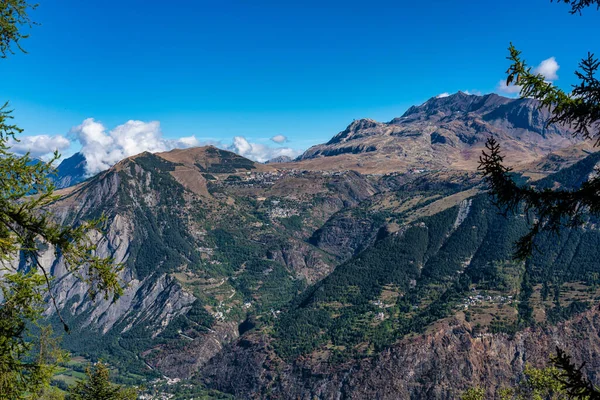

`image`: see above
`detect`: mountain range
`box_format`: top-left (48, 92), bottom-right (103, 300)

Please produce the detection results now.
top-left (43, 92), bottom-right (600, 398)
top-left (54, 92), bottom-right (587, 188)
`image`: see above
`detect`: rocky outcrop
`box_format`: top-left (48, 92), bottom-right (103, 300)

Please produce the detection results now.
top-left (201, 308), bottom-right (600, 399)
top-left (309, 212), bottom-right (381, 261)
top-left (152, 321), bottom-right (239, 378)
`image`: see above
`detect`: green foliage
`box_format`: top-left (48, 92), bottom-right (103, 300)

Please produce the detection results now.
top-left (38, 386), bottom-right (66, 400)
top-left (465, 348), bottom-right (600, 399)
top-left (232, 259), bottom-right (305, 312)
top-left (554, 0), bottom-right (600, 14)
top-left (0, 0), bottom-right (37, 58)
top-left (67, 362), bottom-right (137, 400)
top-left (0, 114), bottom-right (123, 395)
top-left (274, 202), bottom-right (461, 359)
top-left (500, 364), bottom-right (567, 399)
top-left (465, 364), bottom-right (567, 399)
top-left (274, 183), bottom-right (600, 360)
top-left (280, 215), bottom-right (303, 231)
top-left (461, 387), bottom-right (485, 400)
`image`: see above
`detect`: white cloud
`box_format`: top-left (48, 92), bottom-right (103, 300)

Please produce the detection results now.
top-left (436, 92), bottom-right (450, 98)
top-left (8, 134), bottom-right (71, 159)
top-left (227, 136), bottom-right (301, 163)
top-left (534, 57), bottom-right (559, 81)
top-left (497, 80), bottom-right (522, 95)
top-left (69, 118), bottom-right (303, 174)
top-left (270, 134), bottom-right (288, 144)
top-left (496, 57), bottom-right (559, 96)
top-left (71, 118), bottom-right (201, 175)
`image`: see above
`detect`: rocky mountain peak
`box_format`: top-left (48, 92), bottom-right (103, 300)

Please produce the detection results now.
top-left (266, 155), bottom-right (293, 164)
top-left (325, 118), bottom-right (383, 145)
top-left (398, 92), bottom-right (512, 121)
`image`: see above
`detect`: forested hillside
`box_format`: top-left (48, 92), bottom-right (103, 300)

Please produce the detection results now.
top-left (37, 95), bottom-right (600, 398)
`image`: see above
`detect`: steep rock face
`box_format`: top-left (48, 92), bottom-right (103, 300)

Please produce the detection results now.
top-left (266, 237), bottom-right (334, 284)
top-left (308, 212), bottom-right (381, 261)
top-left (46, 160), bottom-right (204, 370)
top-left (45, 153), bottom-right (251, 377)
top-left (201, 309), bottom-right (600, 399)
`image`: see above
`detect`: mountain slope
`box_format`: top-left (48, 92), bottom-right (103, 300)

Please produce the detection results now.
top-left (46, 146), bottom-right (379, 379)
top-left (295, 92), bottom-right (583, 173)
top-left (199, 151), bottom-right (600, 398)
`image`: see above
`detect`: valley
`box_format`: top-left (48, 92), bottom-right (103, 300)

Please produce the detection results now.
top-left (44, 92), bottom-right (600, 398)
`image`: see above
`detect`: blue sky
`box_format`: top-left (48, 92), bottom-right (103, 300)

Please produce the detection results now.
top-left (1, 0), bottom-right (598, 165)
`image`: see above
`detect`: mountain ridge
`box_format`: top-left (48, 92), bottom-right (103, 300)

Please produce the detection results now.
top-left (296, 92), bottom-right (584, 174)
top-left (54, 92), bottom-right (588, 189)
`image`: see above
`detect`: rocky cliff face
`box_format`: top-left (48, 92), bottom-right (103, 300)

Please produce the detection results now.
top-left (200, 308), bottom-right (600, 399)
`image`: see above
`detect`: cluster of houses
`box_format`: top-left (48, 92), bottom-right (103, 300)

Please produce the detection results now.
top-left (371, 299), bottom-right (394, 309)
top-left (461, 291), bottom-right (514, 310)
top-left (215, 168), bottom-right (351, 188)
top-left (268, 206), bottom-right (298, 218)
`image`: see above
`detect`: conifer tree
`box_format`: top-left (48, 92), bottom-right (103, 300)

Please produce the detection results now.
top-left (0, 2), bottom-right (125, 397)
top-left (67, 363), bottom-right (137, 400)
top-left (479, 1), bottom-right (600, 259)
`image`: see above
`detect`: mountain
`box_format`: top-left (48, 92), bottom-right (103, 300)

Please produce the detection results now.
top-left (265, 155), bottom-right (293, 164)
top-left (50, 93), bottom-right (584, 187)
top-left (54, 152), bottom-right (87, 189)
top-left (199, 152), bottom-right (600, 399)
top-left (37, 93), bottom-right (600, 397)
top-left (46, 145), bottom-right (378, 381)
top-left (296, 92), bottom-right (583, 173)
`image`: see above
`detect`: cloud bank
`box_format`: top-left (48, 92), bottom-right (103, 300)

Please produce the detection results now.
top-left (8, 134), bottom-right (71, 159)
top-left (72, 118), bottom-right (201, 175)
